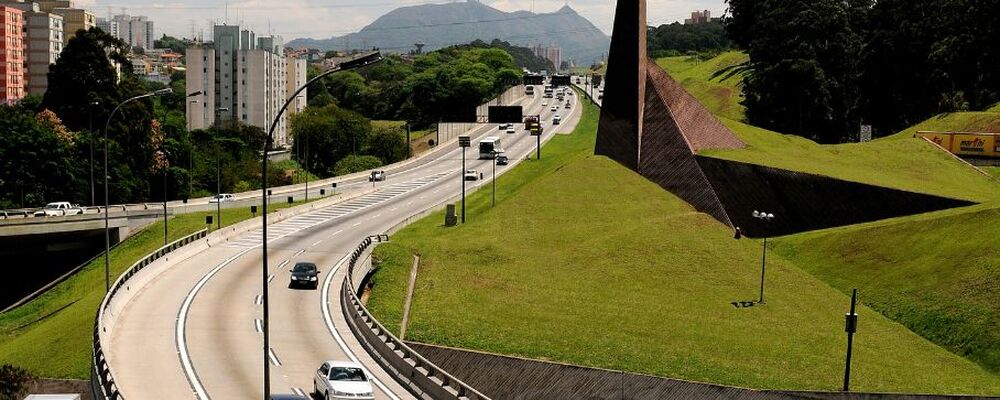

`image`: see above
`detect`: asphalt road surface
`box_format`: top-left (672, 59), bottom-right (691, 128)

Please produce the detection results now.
top-left (107, 88), bottom-right (583, 399)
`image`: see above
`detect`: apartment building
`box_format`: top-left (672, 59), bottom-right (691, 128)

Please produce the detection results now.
top-left (31, 1), bottom-right (94, 44)
top-left (97, 13), bottom-right (153, 51)
top-left (532, 44), bottom-right (561, 71)
top-left (186, 24), bottom-right (306, 147)
top-left (0, 0), bottom-right (63, 95)
top-left (1, 6), bottom-right (25, 103)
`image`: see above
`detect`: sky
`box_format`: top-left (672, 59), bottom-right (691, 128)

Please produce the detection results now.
top-left (76, 0), bottom-right (727, 41)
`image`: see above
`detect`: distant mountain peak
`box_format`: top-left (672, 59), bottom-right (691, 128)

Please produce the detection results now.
top-left (287, 1), bottom-right (609, 64)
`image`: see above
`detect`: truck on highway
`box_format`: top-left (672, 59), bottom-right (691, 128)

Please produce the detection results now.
top-left (479, 137), bottom-right (502, 159)
top-left (33, 202), bottom-right (83, 217)
top-left (525, 85), bottom-right (534, 96)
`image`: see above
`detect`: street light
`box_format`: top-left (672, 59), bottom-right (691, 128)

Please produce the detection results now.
top-left (458, 136), bottom-right (471, 223)
top-left (103, 88), bottom-right (173, 292)
top-left (155, 149), bottom-right (169, 246)
top-left (87, 98), bottom-right (100, 207)
top-left (259, 51), bottom-right (382, 400)
top-left (752, 210), bottom-right (775, 304)
top-left (491, 150), bottom-right (497, 207)
top-left (214, 107), bottom-right (229, 230)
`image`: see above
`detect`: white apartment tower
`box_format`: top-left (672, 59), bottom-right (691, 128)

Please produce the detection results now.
top-left (186, 24), bottom-right (305, 147)
top-left (97, 13), bottom-right (153, 50)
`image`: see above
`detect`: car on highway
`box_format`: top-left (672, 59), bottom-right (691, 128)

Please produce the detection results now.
top-left (498, 123), bottom-right (511, 130)
top-left (550, 106), bottom-right (558, 112)
top-left (505, 125), bottom-right (516, 134)
top-left (313, 361), bottom-right (375, 400)
top-left (553, 115), bottom-right (561, 125)
top-left (270, 395), bottom-right (308, 400)
top-left (496, 154), bottom-right (509, 165)
top-left (542, 101), bottom-right (548, 107)
top-left (288, 262), bottom-right (319, 289)
top-left (565, 102), bottom-right (571, 109)
top-left (464, 170), bottom-right (479, 181)
top-left (369, 170), bottom-right (386, 182)
top-left (34, 202), bottom-right (84, 217)
top-left (209, 193), bottom-right (235, 203)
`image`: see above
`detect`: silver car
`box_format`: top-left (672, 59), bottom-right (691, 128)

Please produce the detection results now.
top-left (313, 361), bottom-right (375, 400)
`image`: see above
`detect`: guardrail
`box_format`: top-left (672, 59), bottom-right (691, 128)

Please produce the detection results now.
top-left (91, 228), bottom-right (208, 400)
top-left (1, 203), bottom-right (168, 220)
top-left (341, 235), bottom-right (492, 400)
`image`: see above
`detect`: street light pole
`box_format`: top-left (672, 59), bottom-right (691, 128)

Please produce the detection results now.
top-left (88, 100), bottom-right (99, 206)
top-left (156, 149), bottom-right (169, 246)
top-left (492, 150), bottom-right (497, 207)
top-left (752, 210), bottom-right (775, 304)
top-left (259, 52), bottom-right (382, 400)
top-left (103, 88), bottom-right (172, 292)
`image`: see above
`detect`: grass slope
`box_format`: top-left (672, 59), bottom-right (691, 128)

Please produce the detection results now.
top-left (656, 52), bottom-right (748, 121)
top-left (0, 200), bottom-right (311, 378)
top-left (772, 206), bottom-right (1000, 372)
top-left (367, 98), bottom-right (1000, 394)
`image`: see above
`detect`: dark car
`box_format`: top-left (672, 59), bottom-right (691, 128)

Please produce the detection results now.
top-left (496, 154), bottom-right (509, 165)
top-left (270, 395), bottom-right (308, 400)
top-left (289, 262), bottom-right (320, 289)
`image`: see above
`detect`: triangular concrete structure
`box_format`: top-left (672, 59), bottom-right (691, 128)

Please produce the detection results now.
top-left (595, 0), bottom-right (975, 237)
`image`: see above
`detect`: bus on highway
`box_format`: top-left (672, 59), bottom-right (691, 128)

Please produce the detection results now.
top-left (479, 136), bottom-right (502, 159)
top-left (526, 85), bottom-right (534, 96)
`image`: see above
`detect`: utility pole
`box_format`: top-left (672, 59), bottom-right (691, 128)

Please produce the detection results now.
top-left (216, 159), bottom-right (221, 229)
top-left (458, 136), bottom-right (470, 223)
top-left (843, 289), bottom-right (859, 392)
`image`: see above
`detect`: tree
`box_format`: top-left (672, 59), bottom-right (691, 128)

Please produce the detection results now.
top-left (365, 125), bottom-right (408, 165)
top-left (334, 155), bottom-right (382, 176)
top-left (648, 21), bottom-right (732, 57)
top-left (291, 104), bottom-right (372, 176)
top-left (0, 364), bottom-right (35, 400)
top-left (41, 27), bottom-right (128, 132)
top-left (0, 105), bottom-right (82, 208)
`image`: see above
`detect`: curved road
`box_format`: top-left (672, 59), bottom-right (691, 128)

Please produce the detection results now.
top-left (107, 86), bottom-right (583, 399)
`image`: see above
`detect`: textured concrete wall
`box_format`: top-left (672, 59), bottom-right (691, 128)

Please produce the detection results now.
top-left (407, 343), bottom-right (992, 400)
top-left (696, 157), bottom-right (976, 237)
top-left (595, 0), bottom-right (646, 170)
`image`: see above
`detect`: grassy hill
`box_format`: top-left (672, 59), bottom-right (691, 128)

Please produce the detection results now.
top-left (367, 98), bottom-right (1000, 394)
top-left (655, 52), bottom-right (1000, 373)
top-left (655, 52), bottom-right (748, 121)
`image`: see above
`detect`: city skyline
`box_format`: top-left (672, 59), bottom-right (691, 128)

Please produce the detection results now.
top-left (74, 0), bottom-right (725, 43)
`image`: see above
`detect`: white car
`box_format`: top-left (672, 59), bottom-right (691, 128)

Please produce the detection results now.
top-left (209, 193), bottom-right (235, 203)
top-left (553, 115), bottom-right (562, 125)
top-left (542, 101), bottom-right (548, 107)
top-left (464, 170), bottom-right (479, 181)
top-left (313, 361), bottom-right (375, 400)
top-left (505, 125), bottom-right (516, 134)
top-left (550, 106), bottom-right (558, 112)
top-left (34, 202), bottom-right (83, 217)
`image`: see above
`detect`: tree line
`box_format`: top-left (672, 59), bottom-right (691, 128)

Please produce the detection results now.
top-left (647, 21), bottom-right (732, 59)
top-left (725, 0), bottom-right (1000, 143)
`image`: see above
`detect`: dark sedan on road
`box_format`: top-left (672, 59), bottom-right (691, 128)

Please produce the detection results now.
top-left (288, 262), bottom-right (320, 289)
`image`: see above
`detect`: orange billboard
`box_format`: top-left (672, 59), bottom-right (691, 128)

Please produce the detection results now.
top-left (916, 131), bottom-right (1000, 158)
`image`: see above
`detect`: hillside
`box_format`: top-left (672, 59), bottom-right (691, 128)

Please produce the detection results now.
top-left (288, 1), bottom-right (609, 66)
top-left (367, 97), bottom-right (1000, 394)
top-left (657, 53), bottom-right (998, 203)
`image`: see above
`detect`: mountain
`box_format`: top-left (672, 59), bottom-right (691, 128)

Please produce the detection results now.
top-left (287, 1), bottom-right (609, 66)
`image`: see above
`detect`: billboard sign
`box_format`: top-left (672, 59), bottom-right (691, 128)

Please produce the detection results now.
top-left (916, 131), bottom-right (1000, 158)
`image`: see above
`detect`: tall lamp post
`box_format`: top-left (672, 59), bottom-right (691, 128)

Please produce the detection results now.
top-left (259, 51), bottom-right (382, 400)
top-left (155, 149), bottom-right (169, 246)
top-left (752, 210), bottom-right (775, 304)
top-left (458, 136), bottom-right (470, 223)
top-left (185, 91), bottom-right (204, 202)
top-left (103, 88), bottom-right (173, 292)
top-left (88, 99), bottom-right (100, 206)
top-left (214, 107), bottom-right (229, 230)
top-left (491, 150), bottom-right (497, 207)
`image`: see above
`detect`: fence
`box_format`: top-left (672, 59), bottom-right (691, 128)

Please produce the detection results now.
top-left (1, 203), bottom-right (167, 220)
top-left (340, 235), bottom-right (491, 400)
top-left (90, 228), bottom-right (208, 400)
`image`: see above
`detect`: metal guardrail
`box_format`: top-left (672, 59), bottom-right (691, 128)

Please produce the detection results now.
top-left (341, 235), bottom-right (492, 400)
top-left (1, 203), bottom-right (167, 220)
top-left (91, 228), bottom-right (208, 400)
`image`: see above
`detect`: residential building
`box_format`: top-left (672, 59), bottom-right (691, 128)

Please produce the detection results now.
top-left (0, 1), bottom-right (63, 95)
top-left (286, 56), bottom-right (307, 116)
top-left (186, 24), bottom-right (303, 146)
top-left (684, 10), bottom-right (711, 25)
top-left (1, 6), bottom-right (25, 103)
top-left (532, 44), bottom-right (561, 72)
top-left (98, 13), bottom-right (153, 51)
top-left (29, 1), bottom-right (93, 44)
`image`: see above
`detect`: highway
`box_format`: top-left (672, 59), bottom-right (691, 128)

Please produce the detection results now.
top-left (105, 84), bottom-right (583, 399)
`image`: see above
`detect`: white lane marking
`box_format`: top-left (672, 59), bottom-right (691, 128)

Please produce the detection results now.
top-left (254, 295), bottom-right (262, 305)
top-left (331, 229), bottom-right (343, 237)
top-left (407, 202), bottom-right (412, 206)
top-left (352, 222), bottom-right (361, 227)
top-left (268, 274), bottom-right (276, 283)
top-left (312, 239), bottom-right (324, 247)
top-left (292, 387), bottom-right (306, 397)
top-left (268, 347), bottom-right (282, 366)
top-left (255, 319), bottom-right (262, 333)
top-left (278, 260), bottom-right (289, 269)
top-left (176, 246), bottom-right (260, 400)
top-left (295, 249), bottom-right (305, 257)
top-left (321, 253), bottom-right (401, 400)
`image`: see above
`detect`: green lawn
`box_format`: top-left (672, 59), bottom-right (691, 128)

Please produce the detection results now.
top-left (890, 111), bottom-right (1000, 140)
top-left (656, 51), bottom-right (748, 121)
top-left (0, 199), bottom-right (313, 378)
top-left (986, 166), bottom-right (1000, 180)
top-left (771, 205), bottom-right (1000, 373)
top-left (367, 96), bottom-right (1000, 394)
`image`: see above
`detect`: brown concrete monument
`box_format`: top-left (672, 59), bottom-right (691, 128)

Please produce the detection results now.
top-left (596, 0), bottom-right (974, 237)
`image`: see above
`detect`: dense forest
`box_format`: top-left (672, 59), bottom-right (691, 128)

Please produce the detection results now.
top-left (647, 21), bottom-right (731, 58)
top-left (726, 0), bottom-right (1000, 142)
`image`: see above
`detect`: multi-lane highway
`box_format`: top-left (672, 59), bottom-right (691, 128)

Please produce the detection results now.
top-left (105, 84), bottom-right (582, 399)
